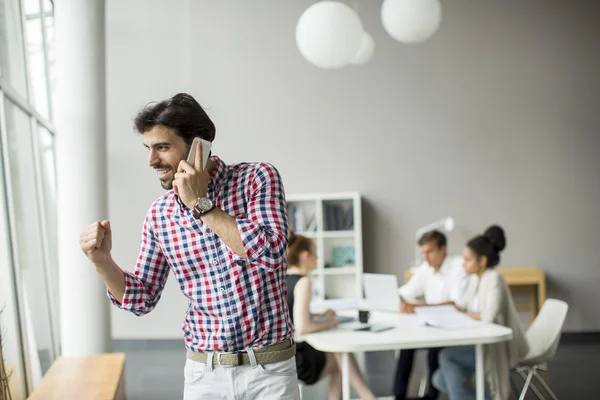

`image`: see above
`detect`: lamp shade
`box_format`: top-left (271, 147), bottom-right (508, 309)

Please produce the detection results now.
top-left (381, 0), bottom-right (442, 44)
top-left (444, 217), bottom-right (455, 231)
top-left (296, 1), bottom-right (363, 69)
top-left (350, 31), bottom-right (375, 65)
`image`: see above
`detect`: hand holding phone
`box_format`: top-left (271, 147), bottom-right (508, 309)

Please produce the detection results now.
top-left (186, 137), bottom-right (212, 170)
top-left (174, 137), bottom-right (212, 207)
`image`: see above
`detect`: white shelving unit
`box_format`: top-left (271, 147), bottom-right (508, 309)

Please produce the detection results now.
top-left (286, 192), bottom-right (363, 301)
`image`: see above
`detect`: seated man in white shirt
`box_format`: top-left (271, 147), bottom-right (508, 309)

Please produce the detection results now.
top-left (393, 230), bottom-right (466, 400)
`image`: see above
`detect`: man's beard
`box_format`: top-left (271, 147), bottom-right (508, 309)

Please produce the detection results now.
top-left (160, 178), bottom-right (173, 190)
top-left (156, 164), bottom-right (174, 190)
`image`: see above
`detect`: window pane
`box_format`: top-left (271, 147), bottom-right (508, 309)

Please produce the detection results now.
top-left (23, 0), bottom-right (50, 117)
top-left (0, 0), bottom-right (29, 97)
top-left (38, 124), bottom-right (58, 338)
top-left (44, 0), bottom-right (54, 111)
top-left (4, 100), bottom-right (56, 375)
top-left (0, 107), bottom-right (27, 400)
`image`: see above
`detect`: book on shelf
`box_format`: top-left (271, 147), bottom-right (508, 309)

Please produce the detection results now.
top-left (305, 214), bottom-right (317, 232)
top-left (291, 206), bottom-right (316, 233)
top-left (324, 204), bottom-right (354, 231)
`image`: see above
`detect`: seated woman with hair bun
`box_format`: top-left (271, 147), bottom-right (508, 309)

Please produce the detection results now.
top-left (286, 231), bottom-right (376, 400)
top-left (432, 225), bottom-right (529, 400)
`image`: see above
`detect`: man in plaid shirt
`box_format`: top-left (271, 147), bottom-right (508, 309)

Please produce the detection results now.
top-left (80, 93), bottom-right (299, 399)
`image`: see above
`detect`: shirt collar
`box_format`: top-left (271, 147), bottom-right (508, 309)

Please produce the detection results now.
top-left (427, 256), bottom-right (450, 275)
top-left (175, 192), bottom-right (186, 209)
top-left (209, 155), bottom-right (228, 189)
top-left (438, 257), bottom-right (451, 274)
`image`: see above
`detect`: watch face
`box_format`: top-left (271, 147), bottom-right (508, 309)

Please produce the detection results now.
top-left (197, 197), bottom-right (213, 212)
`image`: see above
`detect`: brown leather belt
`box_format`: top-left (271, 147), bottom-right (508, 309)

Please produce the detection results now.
top-left (186, 339), bottom-right (296, 366)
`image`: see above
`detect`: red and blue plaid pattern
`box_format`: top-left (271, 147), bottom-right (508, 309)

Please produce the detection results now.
top-left (108, 156), bottom-right (293, 352)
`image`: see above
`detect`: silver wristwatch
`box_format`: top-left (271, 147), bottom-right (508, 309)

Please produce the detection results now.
top-left (192, 197), bottom-right (215, 219)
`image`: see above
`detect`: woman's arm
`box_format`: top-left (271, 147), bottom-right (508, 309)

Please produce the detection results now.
top-left (466, 312), bottom-right (481, 320)
top-left (293, 277), bottom-right (338, 335)
top-left (480, 274), bottom-right (503, 323)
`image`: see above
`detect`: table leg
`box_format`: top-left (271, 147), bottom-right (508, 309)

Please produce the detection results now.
top-left (476, 344), bottom-right (485, 400)
top-left (538, 279), bottom-right (546, 315)
top-left (341, 352), bottom-right (350, 400)
top-left (529, 287), bottom-right (537, 323)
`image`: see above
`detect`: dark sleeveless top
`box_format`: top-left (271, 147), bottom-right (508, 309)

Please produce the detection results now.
top-left (286, 274), bottom-right (303, 324)
top-left (285, 273), bottom-right (326, 385)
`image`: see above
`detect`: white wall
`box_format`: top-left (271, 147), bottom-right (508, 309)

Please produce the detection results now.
top-left (107, 0), bottom-right (600, 337)
top-left (106, 0), bottom-right (192, 338)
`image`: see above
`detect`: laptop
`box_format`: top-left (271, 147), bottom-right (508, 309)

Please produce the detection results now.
top-left (363, 273), bottom-right (401, 313)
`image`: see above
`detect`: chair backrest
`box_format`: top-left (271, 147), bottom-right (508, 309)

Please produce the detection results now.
top-left (525, 298), bottom-right (569, 362)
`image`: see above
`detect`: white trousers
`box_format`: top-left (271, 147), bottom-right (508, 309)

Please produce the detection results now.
top-left (183, 351), bottom-right (300, 400)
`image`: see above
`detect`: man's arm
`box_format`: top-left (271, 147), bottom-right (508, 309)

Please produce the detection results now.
top-left (80, 212), bottom-right (170, 316)
top-left (210, 163), bottom-right (288, 270)
top-left (96, 258), bottom-right (126, 304)
top-left (174, 143), bottom-right (287, 267)
top-left (113, 212), bottom-right (170, 315)
top-left (200, 208), bottom-right (246, 257)
top-left (398, 267), bottom-right (427, 312)
top-left (80, 220), bottom-right (126, 303)
top-left (411, 301), bottom-right (455, 310)
top-left (183, 162), bottom-right (288, 267)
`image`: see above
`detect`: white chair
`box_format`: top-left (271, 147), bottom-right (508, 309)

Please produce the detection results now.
top-left (513, 298), bottom-right (568, 400)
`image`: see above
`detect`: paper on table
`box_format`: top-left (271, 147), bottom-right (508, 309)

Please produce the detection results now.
top-left (309, 297), bottom-right (359, 313)
top-left (414, 305), bottom-right (482, 329)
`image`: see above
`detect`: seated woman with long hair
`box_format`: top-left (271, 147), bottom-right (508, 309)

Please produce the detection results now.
top-left (286, 232), bottom-right (376, 400)
top-left (432, 225), bottom-right (529, 400)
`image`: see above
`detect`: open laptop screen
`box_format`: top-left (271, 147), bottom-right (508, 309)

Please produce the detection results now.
top-left (363, 273), bottom-right (401, 313)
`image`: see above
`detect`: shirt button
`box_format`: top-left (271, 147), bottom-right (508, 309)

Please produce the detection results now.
top-left (212, 260), bottom-right (218, 266)
top-left (220, 287), bottom-right (225, 293)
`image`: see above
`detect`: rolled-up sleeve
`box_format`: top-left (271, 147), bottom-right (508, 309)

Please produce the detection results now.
top-left (107, 209), bottom-right (170, 316)
top-left (231, 163), bottom-right (288, 270)
top-left (398, 266), bottom-right (427, 303)
top-left (480, 277), bottom-right (503, 323)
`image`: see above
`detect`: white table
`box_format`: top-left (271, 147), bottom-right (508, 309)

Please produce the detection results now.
top-left (302, 311), bottom-right (512, 400)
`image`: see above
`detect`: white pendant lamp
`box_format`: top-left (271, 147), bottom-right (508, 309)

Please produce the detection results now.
top-left (381, 0), bottom-right (442, 44)
top-left (296, 1), bottom-right (363, 69)
top-left (350, 31), bottom-right (375, 65)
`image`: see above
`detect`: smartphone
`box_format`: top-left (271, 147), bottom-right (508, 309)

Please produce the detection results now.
top-left (186, 137), bottom-right (212, 169)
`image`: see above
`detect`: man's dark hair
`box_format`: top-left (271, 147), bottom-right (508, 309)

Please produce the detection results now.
top-left (418, 230), bottom-right (447, 249)
top-left (133, 93), bottom-right (216, 145)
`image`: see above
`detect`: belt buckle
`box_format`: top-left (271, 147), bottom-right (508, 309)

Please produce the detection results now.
top-left (216, 351), bottom-right (240, 366)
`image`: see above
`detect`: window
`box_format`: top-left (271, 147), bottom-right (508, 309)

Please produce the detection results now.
top-left (0, 0), bottom-right (57, 395)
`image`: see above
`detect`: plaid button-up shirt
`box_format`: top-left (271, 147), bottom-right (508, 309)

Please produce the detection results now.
top-left (109, 156), bottom-right (293, 352)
